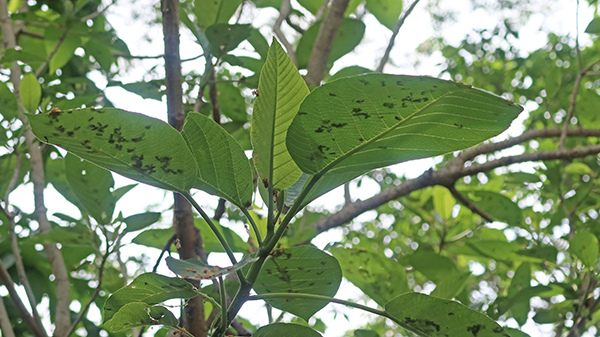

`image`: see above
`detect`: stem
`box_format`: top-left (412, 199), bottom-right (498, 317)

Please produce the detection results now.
top-left (241, 207), bottom-right (262, 245)
top-left (182, 192), bottom-right (247, 285)
top-left (219, 276), bottom-right (228, 333)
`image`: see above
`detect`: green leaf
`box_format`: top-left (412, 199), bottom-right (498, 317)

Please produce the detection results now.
top-left (408, 251), bottom-right (469, 299)
top-left (507, 263), bottom-right (531, 325)
top-left (385, 292), bottom-right (510, 337)
top-left (0, 81), bottom-right (18, 120)
top-left (466, 190), bottom-right (522, 226)
top-left (296, 19), bottom-right (366, 69)
top-left (366, 0), bottom-right (403, 30)
top-left (328, 66), bottom-right (373, 83)
top-left (193, 0), bottom-right (243, 30)
top-left (432, 186), bottom-right (454, 220)
top-left (65, 153), bottom-right (116, 225)
top-left (44, 23), bottom-right (90, 73)
top-left (206, 24), bottom-right (251, 57)
top-left (212, 82), bottom-right (247, 122)
top-left (354, 330), bottom-right (379, 337)
top-left (104, 302), bottom-right (178, 332)
top-left (330, 247), bottom-right (409, 306)
top-left (254, 246), bottom-right (342, 320)
top-left (287, 74), bottom-right (522, 206)
top-left (27, 108), bottom-right (197, 193)
top-left (131, 228), bottom-right (175, 251)
top-left (20, 73), bottom-right (41, 113)
top-left (254, 323), bottom-right (322, 337)
top-left (297, 0), bottom-right (325, 15)
top-left (165, 255), bottom-right (256, 279)
top-left (248, 29), bottom-right (270, 60)
top-left (123, 212), bottom-right (161, 233)
top-left (0, 153), bottom-right (29, 198)
top-left (251, 39), bottom-right (308, 190)
top-left (28, 223), bottom-right (96, 247)
top-left (585, 17), bottom-right (600, 34)
top-left (569, 231), bottom-right (599, 267)
top-left (114, 80), bottom-right (164, 101)
top-left (182, 112), bottom-right (254, 208)
top-left (564, 162), bottom-right (592, 175)
top-left (103, 273), bottom-right (198, 322)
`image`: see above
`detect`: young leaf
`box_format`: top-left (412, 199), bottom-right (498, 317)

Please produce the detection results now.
top-left (20, 73), bottom-right (41, 113)
top-left (251, 39), bottom-right (308, 190)
top-left (330, 247), bottom-right (409, 306)
top-left (385, 292), bottom-right (510, 337)
top-left (104, 302), bottom-right (178, 332)
top-left (366, 0), bottom-right (403, 30)
top-left (432, 186), bottom-right (454, 220)
top-left (254, 323), bottom-right (322, 337)
top-left (123, 212), bottom-right (161, 233)
top-left (182, 112), bottom-right (254, 208)
top-left (103, 273), bottom-right (198, 322)
top-left (253, 246), bottom-right (342, 320)
top-left (27, 108), bottom-right (197, 193)
top-left (65, 153), bottom-right (116, 225)
top-left (287, 74), bottom-right (523, 205)
top-left (165, 255), bottom-right (256, 279)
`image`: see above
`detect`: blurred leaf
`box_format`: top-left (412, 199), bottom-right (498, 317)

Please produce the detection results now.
top-left (564, 162), bottom-right (592, 175)
top-left (194, 0), bottom-right (243, 29)
top-left (466, 190), bottom-right (522, 226)
top-left (104, 302), bottom-right (178, 332)
top-left (569, 231), bottom-right (599, 268)
top-left (123, 212), bottom-right (161, 233)
top-left (0, 81), bottom-right (18, 120)
top-left (366, 0), bottom-right (403, 30)
top-left (408, 251), bottom-right (469, 299)
top-left (585, 17), bottom-right (600, 34)
top-left (206, 24), bottom-right (251, 57)
top-left (29, 223), bottom-right (96, 247)
top-left (166, 255), bottom-right (256, 279)
top-left (20, 73), bottom-right (41, 113)
top-left (432, 186), bottom-right (454, 220)
top-left (254, 323), bottom-right (322, 337)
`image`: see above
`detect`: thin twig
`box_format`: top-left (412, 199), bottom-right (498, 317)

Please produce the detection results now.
top-left (446, 185), bottom-right (494, 222)
top-left (153, 233), bottom-right (177, 272)
top-left (273, 0), bottom-right (297, 66)
top-left (376, 0), bottom-right (421, 73)
top-left (35, 28), bottom-right (69, 77)
top-left (0, 295), bottom-right (15, 337)
top-left (80, 0), bottom-right (117, 22)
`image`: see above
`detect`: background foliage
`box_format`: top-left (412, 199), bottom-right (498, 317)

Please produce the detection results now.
top-left (1, 0), bottom-right (600, 337)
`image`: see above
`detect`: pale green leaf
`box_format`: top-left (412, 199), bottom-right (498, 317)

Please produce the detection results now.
top-left (366, 0), bottom-right (403, 30)
top-left (193, 0), bottom-right (243, 29)
top-left (287, 74), bottom-right (522, 206)
top-left (432, 186), bottom-right (454, 220)
top-left (251, 39), bottom-right (308, 190)
top-left (28, 108), bottom-right (197, 193)
top-left (569, 231), bottom-right (599, 267)
top-left (330, 247), bottom-right (409, 306)
top-left (254, 246), bottom-right (342, 320)
top-left (385, 293), bottom-right (510, 337)
top-left (103, 273), bottom-right (198, 322)
top-left (20, 73), bottom-right (41, 113)
top-left (182, 112), bottom-right (253, 208)
top-left (44, 23), bottom-right (90, 73)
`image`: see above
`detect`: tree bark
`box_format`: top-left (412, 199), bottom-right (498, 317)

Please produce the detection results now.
top-left (161, 0), bottom-right (207, 336)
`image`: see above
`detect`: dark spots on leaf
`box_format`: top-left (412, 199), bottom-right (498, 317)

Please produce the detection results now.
top-left (381, 81), bottom-right (386, 86)
top-left (331, 122), bottom-right (347, 128)
top-left (95, 109), bottom-right (105, 113)
top-left (131, 136), bottom-right (143, 142)
top-left (315, 127), bottom-right (325, 133)
top-left (421, 91), bottom-right (426, 95)
top-left (43, 136), bottom-right (49, 142)
top-left (155, 155), bottom-right (180, 175)
top-left (492, 327), bottom-right (504, 333)
top-left (467, 324), bottom-right (483, 336)
top-left (352, 107), bottom-right (362, 113)
top-left (87, 117), bottom-right (94, 122)
top-left (356, 99), bottom-right (364, 103)
top-left (320, 261), bottom-right (326, 265)
top-left (145, 125), bottom-right (151, 130)
top-left (143, 164), bottom-right (157, 174)
top-left (127, 148), bottom-right (135, 153)
top-left (52, 133), bottom-right (60, 137)
top-left (115, 144), bottom-right (123, 151)
top-left (318, 145), bottom-right (330, 154)
top-left (353, 112), bottom-right (369, 119)
top-left (454, 123), bottom-right (464, 129)
top-left (448, 312), bottom-right (455, 316)
top-left (402, 102), bottom-right (408, 108)
top-left (383, 102), bottom-right (395, 109)
top-left (396, 80), bottom-right (404, 86)
top-left (297, 111), bottom-right (307, 115)
top-left (88, 122), bottom-right (108, 134)
top-left (56, 125), bottom-right (66, 133)
top-left (308, 282), bottom-right (315, 286)
top-left (82, 140), bottom-right (92, 149)
top-left (67, 131), bottom-right (74, 136)
top-left (358, 79), bottom-right (369, 85)
top-left (74, 126), bottom-right (81, 131)
top-left (316, 271), bottom-right (324, 275)
top-left (328, 92), bottom-right (337, 97)
top-left (395, 116), bottom-right (402, 121)
top-left (358, 138), bottom-right (364, 142)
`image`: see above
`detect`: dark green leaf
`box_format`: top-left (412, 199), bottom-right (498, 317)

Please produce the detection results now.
top-left (507, 263), bottom-right (531, 325)
top-left (287, 74), bottom-right (523, 206)
top-left (330, 247), bottom-right (409, 306)
top-left (104, 302), bottom-right (178, 332)
top-left (254, 246), bottom-right (342, 320)
top-left (254, 323), bottom-right (322, 337)
top-left (123, 212), bottom-right (161, 233)
top-left (569, 231), bottom-right (599, 267)
top-left (44, 23), bottom-right (88, 73)
top-left (182, 112), bottom-right (254, 208)
top-left (0, 81), bottom-right (18, 120)
top-left (408, 251), bottom-right (469, 299)
top-left (466, 190), bottom-right (522, 226)
top-left (585, 17), bottom-right (600, 34)
top-left (366, 0), bottom-right (403, 30)
top-left (206, 24), bottom-right (251, 57)
top-left (296, 19), bottom-right (366, 69)
top-left (193, 0), bottom-right (243, 29)
top-left (28, 108), bottom-right (197, 193)
top-left (354, 330), bottom-right (379, 337)
top-left (103, 273), bottom-right (198, 322)
top-left (385, 292), bottom-right (510, 337)
top-left (115, 80), bottom-right (164, 101)
top-left (28, 223), bottom-right (96, 247)
top-left (131, 228), bottom-right (175, 251)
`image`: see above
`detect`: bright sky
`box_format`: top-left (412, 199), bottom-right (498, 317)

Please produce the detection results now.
top-left (6, 0), bottom-right (596, 336)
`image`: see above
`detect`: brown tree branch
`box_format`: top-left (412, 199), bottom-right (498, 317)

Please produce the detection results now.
top-left (305, 0), bottom-right (350, 86)
top-left (0, 295), bottom-right (15, 337)
top-left (376, 0), bottom-right (421, 73)
top-left (446, 185), bottom-right (494, 222)
top-left (305, 131), bottom-right (600, 238)
top-left (161, 0), bottom-right (207, 335)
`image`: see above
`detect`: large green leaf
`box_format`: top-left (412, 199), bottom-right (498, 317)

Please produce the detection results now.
top-left (103, 273), bottom-right (198, 322)
top-left (366, 0), bottom-right (403, 30)
top-left (253, 246), bottom-right (342, 320)
top-left (385, 293), bottom-right (510, 337)
top-left (330, 247), bottom-right (409, 306)
top-left (286, 74), bottom-right (523, 205)
top-left (254, 323), bottom-right (322, 337)
top-left (251, 39), bottom-right (308, 190)
top-left (27, 108), bottom-right (197, 193)
top-left (182, 112), bottom-right (253, 208)
top-left (569, 231), bottom-right (599, 268)
top-left (20, 73), bottom-right (41, 113)
top-left (104, 302), bottom-right (178, 332)
top-left (296, 18), bottom-right (366, 69)
top-left (65, 153), bottom-right (115, 225)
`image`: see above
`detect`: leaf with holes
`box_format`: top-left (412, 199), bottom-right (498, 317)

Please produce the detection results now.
top-left (182, 112), bottom-right (254, 208)
top-left (385, 292), bottom-right (510, 337)
top-left (251, 39), bottom-right (308, 190)
top-left (286, 74), bottom-right (522, 206)
top-left (165, 255), bottom-right (257, 280)
top-left (27, 108), bottom-right (197, 194)
top-left (103, 273), bottom-right (198, 322)
top-left (253, 246), bottom-right (342, 320)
